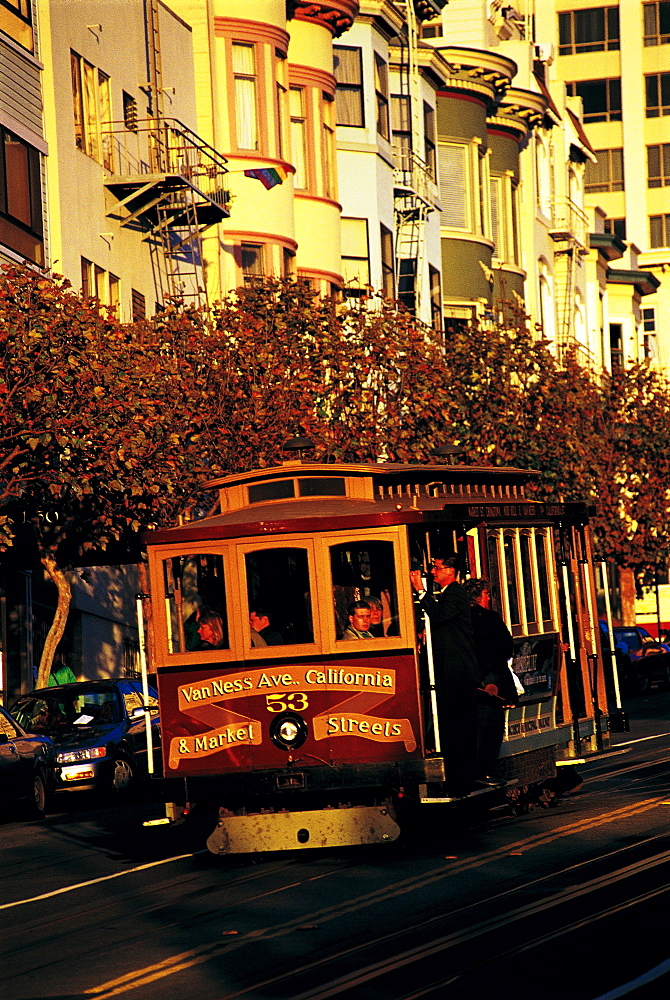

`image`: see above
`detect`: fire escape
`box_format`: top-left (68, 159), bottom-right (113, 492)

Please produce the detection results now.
top-left (392, 2), bottom-right (444, 320)
top-left (103, 0), bottom-right (229, 308)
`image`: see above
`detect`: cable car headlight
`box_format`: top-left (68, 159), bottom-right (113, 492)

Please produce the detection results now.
top-left (270, 712), bottom-right (308, 751)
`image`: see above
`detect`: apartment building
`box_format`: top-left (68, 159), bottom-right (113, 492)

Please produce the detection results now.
top-left (537, 0), bottom-right (667, 369)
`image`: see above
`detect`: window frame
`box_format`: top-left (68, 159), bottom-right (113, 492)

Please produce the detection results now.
top-left (380, 222), bottom-right (395, 299)
top-left (317, 529), bottom-right (410, 653)
top-left (566, 78), bottom-right (622, 123)
top-left (646, 72), bottom-right (670, 117)
top-left (644, 0), bottom-right (670, 45)
top-left (585, 147), bottom-right (624, 192)
top-left (374, 52), bottom-right (390, 141)
top-left (0, 126), bottom-right (43, 245)
top-left (333, 45), bottom-right (364, 128)
top-left (558, 6), bottom-right (620, 55)
top-left (650, 213), bottom-right (670, 247)
top-left (341, 217), bottom-right (370, 296)
top-left (487, 527), bottom-right (557, 636)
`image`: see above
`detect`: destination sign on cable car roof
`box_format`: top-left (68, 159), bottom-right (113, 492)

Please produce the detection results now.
top-left (452, 500), bottom-right (592, 521)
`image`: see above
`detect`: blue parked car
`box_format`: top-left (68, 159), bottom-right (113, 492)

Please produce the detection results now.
top-left (599, 622), bottom-right (670, 694)
top-left (0, 703), bottom-right (56, 818)
top-left (11, 679), bottom-right (161, 796)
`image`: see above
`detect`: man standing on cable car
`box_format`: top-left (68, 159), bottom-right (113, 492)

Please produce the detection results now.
top-left (410, 554), bottom-right (479, 796)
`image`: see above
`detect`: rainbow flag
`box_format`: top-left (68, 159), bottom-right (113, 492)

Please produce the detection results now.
top-left (243, 166), bottom-right (287, 189)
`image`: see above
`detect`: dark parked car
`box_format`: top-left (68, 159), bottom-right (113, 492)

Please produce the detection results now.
top-left (11, 679), bottom-right (161, 796)
top-left (0, 704), bottom-right (56, 818)
top-left (599, 622), bottom-right (670, 694)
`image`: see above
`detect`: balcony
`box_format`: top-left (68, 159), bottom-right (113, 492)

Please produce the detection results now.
top-left (103, 118), bottom-right (229, 232)
top-left (549, 197), bottom-right (589, 251)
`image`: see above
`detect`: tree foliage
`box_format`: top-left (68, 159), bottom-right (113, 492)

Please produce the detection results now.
top-left (2, 265), bottom-right (670, 673)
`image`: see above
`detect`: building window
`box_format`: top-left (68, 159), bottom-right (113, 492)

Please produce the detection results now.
top-left (341, 217), bottom-right (369, 296)
top-left (558, 7), bottom-right (620, 54)
top-left (241, 242), bottom-right (265, 282)
top-left (322, 96), bottom-right (336, 200)
top-left (536, 134), bottom-right (552, 217)
top-left (0, 126), bottom-right (43, 264)
top-left (604, 216), bottom-right (626, 239)
top-left (438, 142), bottom-right (468, 229)
top-left (122, 91), bottom-right (138, 131)
top-left (276, 82), bottom-right (287, 160)
top-left (650, 213), bottom-right (670, 247)
top-left (233, 42), bottom-right (259, 149)
top-left (391, 94), bottom-right (411, 169)
top-left (333, 46), bottom-right (364, 127)
top-left (610, 323), bottom-right (623, 367)
top-left (429, 265), bottom-right (442, 333)
top-left (283, 248), bottom-right (295, 277)
top-left (424, 102), bottom-right (436, 179)
top-left (646, 73), bottom-right (670, 116)
top-left (643, 306), bottom-right (658, 358)
top-left (132, 289), bottom-right (146, 321)
top-left (290, 86), bottom-right (307, 189)
top-left (380, 223), bottom-right (394, 299)
top-left (644, 1), bottom-right (670, 45)
top-left (566, 79), bottom-right (621, 122)
top-left (420, 19), bottom-right (443, 39)
top-left (585, 148), bottom-right (624, 191)
top-left (490, 173), bottom-right (520, 264)
top-left (374, 54), bottom-right (390, 141)
top-left (71, 51), bottom-right (113, 168)
top-left (0, 0), bottom-right (33, 50)
top-left (648, 144), bottom-right (670, 186)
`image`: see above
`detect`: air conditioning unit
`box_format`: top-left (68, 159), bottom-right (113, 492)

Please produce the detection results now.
top-left (534, 43), bottom-right (554, 64)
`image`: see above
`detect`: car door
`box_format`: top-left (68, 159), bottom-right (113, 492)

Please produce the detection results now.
top-left (0, 708), bottom-right (26, 801)
top-left (124, 682), bottom-right (161, 773)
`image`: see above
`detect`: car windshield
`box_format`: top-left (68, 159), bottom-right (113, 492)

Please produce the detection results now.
top-left (13, 686), bottom-right (123, 732)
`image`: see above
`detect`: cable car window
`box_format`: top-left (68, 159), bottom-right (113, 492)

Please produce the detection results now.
top-left (330, 540), bottom-right (399, 639)
top-left (298, 477), bottom-right (346, 497)
top-left (248, 480), bottom-right (295, 503)
top-left (486, 532), bottom-right (503, 614)
top-left (163, 554), bottom-right (228, 654)
top-left (535, 531), bottom-right (553, 624)
top-left (245, 547), bottom-right (313, 646)
top-left (503, 533), bottom-right (521, 628)
top-left (520, 532), bottom-right (539, 630)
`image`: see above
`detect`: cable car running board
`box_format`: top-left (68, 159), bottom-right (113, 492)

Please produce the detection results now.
top-left (206, 805), bottom-right (400, 854)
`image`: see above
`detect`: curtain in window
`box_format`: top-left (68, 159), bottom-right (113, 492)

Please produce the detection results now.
top-left (290, 87), bottom-right (307, 189)
top-left (4, 134), bottom-right (30, 225)
top-left (438, 143), bottom-right (467, 229)
top-left (233, 44), bottom-right (258, 149)
top-left (83, 61), bottom-right (99, 161)
top-left (334, 47), bottom-right (363, 126)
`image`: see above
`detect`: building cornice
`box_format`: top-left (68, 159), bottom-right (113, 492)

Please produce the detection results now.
top-left (288, 1), bottom-right (359, 37)
top-left (589, 232), bottom-right (626, 261)
top-left (432, 46), bottom-right (516, 107)
top-left (607, 269), bottom-right (661, 296)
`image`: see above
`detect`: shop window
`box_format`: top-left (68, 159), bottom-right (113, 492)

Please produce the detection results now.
top-left (558, 7), bottom-right (620, 54)
top-left (163, 554), bottom-right (228, 654)
top-left (333, 46), bottom-right (364, 127)
top-left (585, 148), bottom-right (624, 192)
top-left (330, 540), bottom-right (399, 640)
top-left (644, 1), bottom-right (670, 45)
top-left (566, 79), bottom-right (621, 122)
top-left (245, 548), bottom-right (313, 646)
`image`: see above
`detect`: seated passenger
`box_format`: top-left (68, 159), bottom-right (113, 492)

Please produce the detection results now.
top-left (249, 609), bottom-right (284, 646)
top-left (343, 601), bottom-right (373, 640)
top-left (195, 609), bottom-right (226, 650)
top-left (366, 596), bottom-right (385, 637)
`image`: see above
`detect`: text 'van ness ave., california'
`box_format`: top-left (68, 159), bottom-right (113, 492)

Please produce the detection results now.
top-left (177, 666), bottom-right (396, 711)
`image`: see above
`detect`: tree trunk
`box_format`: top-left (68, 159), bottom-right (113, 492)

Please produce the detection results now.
top-left (37, 556), bottom-right (72, 688)
top-left (619, 565), bottom-right (637, 627)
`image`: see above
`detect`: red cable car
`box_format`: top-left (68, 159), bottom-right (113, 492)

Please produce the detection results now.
top-left (142, 458), bottom-right (613, 854)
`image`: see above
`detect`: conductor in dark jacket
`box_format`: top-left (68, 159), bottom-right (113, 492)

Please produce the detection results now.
top-left (410, 554), bottom-right (479, 795)
top-left (463, 578), bottom-right (518, 781)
